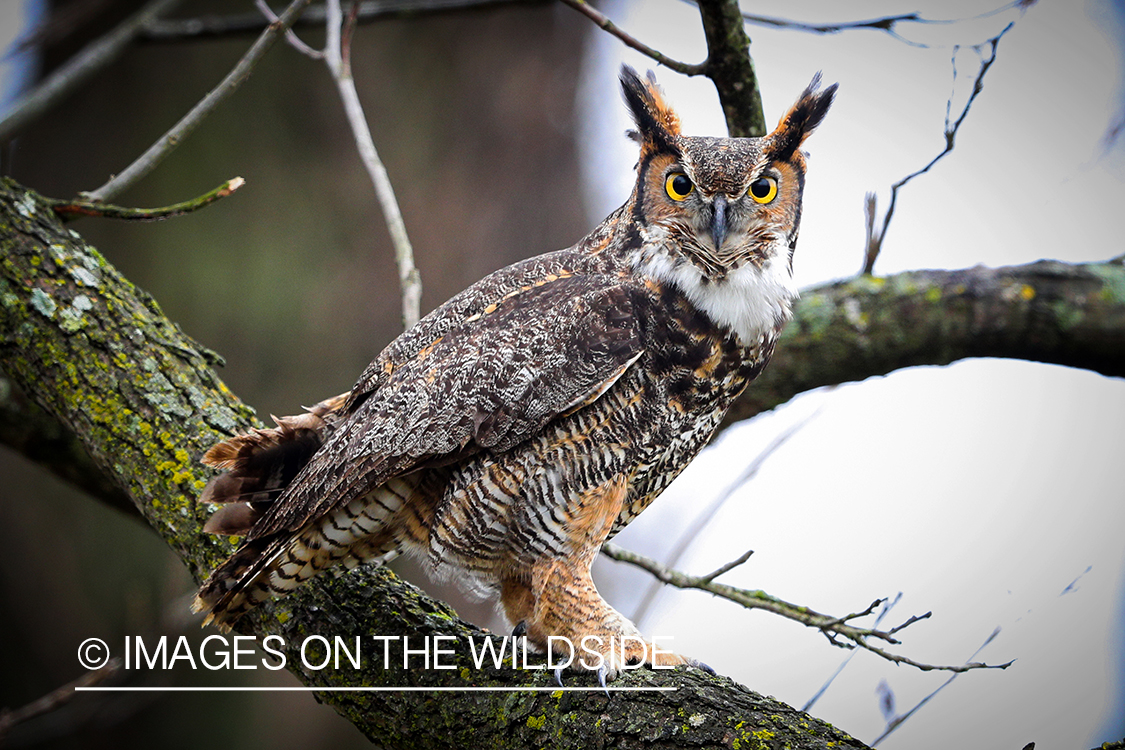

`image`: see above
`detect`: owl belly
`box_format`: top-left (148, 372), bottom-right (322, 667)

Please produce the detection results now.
top-left (419, 338), bottom-right (758, 590)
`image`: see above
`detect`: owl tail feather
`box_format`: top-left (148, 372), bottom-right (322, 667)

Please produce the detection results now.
top-left (192, 537), bottom-right (284, 630)
top-left (193, 392), bottom-right (348, 629)
top-left (198, 392), bottom-right (349, 535)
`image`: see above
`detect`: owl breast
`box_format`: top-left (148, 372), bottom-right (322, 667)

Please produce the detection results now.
top-left (419, 277), bottom-right (772, 587)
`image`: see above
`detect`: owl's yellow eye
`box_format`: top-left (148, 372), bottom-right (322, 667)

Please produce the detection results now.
top-left (665, 173), bottom-right (694, 201)
top-left (748, 176), bottom-right (778, 204)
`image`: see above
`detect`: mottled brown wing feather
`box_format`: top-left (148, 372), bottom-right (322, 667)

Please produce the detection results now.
top-left (243, 271), bottom-right (644, 541)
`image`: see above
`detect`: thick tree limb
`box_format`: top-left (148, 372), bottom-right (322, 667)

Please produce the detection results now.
top-left (0, 178), bottom-right (869, 748)
top-left (726, 256), bottom-right (1125, 425)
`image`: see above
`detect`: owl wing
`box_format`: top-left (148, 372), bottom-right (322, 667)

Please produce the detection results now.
top-left (244, 269), bottom-right (644, 540)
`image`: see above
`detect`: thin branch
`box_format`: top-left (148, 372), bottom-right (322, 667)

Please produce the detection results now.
top-left (255, 0), bottom-right (324, 58)
top-left (558, 0), bottom-right (705, 76)
top-left (802, 594), bottom-right (903, 712)
top-left (738, 0), bottom-right (1030, 48)
top-left (871, 627), bottom-right (1004, 745)
top-left (0, 0), bottom-right (186, 144)
top-left (82, 0), bottom-right (313, 204)
top-left (862, 22), bottom-right (1014, 275)
top-left (698, 548), bottom-right (754, 584)
top-left (0, 658), bottom-right (122, 742)
top-left (317, 0), bottom-right (422, 329)
top-left (602, 543), bottom-right (1013, 675)
top-left (46, 177), bottom-right (244, 221)
top-left (560, 0), bottom-right (764, 136)
top-left (140, 0), bottom-right (541, 42)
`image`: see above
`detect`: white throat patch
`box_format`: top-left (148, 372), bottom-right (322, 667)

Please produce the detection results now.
top-left (636, 248), bottom-right (798, 346)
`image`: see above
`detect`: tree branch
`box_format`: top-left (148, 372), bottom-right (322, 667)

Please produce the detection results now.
top-left (140, 0), bottom-right (544, 42)
top-left (45, 177), bottom-right (245, 222)
top-left (82, 0), bottom-right (313, 203)
top-left (320, 0), bottom-right (422, 329)
top-left (601, 545), bottom-right (1010, 674)
top-left (255, 0), bottom-right (423, 328)
top-left (738, 0), bottom-right (1029, 48)
top-left (559, 0), bottom-right (764, 136)
top-left (0, 658), bottom-right (122, 742)
top-left (696, 0), bottom-right (766, 137)
top-left (558, 0), bottom-right (705, 75)
top-left (724, 255), bottom-right (1125, 426)
top-left (863, 22), bottom-right (1013, 273)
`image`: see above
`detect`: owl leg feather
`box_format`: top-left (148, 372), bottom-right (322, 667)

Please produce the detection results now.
top-left (500, 476), bottom-right (704, 680)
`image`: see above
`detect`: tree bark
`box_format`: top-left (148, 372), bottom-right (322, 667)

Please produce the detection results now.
top-left (728, 257), bottom-right (1125, 425)
top-left (696, 0), bottom-right (766, 138)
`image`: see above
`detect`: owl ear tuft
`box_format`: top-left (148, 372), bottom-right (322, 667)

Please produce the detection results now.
top-left (767, 73), bottom-right (838, 161)
top-left (620, 65), bottom-right (682, 155)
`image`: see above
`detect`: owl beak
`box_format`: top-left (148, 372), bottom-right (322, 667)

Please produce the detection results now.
top-left (710, 194), bottom-right (728, 251)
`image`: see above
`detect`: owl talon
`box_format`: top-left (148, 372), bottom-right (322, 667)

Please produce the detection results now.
top-left (691, 659), bottom-right (715, 675)
top-left (597, 665), bottom-right (611, 697)
top-left (512, 620), bottom-right (527, 637)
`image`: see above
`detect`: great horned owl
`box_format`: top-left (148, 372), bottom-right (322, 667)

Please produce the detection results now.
top-left (194, 66), bottom-right (835, 680)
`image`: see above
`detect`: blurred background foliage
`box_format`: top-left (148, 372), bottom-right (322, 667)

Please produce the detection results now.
top-left (1, 0), bottom-right (595, 746)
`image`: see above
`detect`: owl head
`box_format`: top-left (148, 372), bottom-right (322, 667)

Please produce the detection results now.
top-left (619, 66), bottom-right (836, 345)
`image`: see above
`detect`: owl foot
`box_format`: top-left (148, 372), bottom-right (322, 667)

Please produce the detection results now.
top-left (538, 623), bottom-right (708, 685)
top-left (501, 556), bottom-right (711, 684)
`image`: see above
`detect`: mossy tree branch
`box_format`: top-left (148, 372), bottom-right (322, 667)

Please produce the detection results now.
top-left (726, 257), bottom-right (1125, 425)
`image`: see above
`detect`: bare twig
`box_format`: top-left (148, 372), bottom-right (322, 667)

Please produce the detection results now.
top-left (47, 177), bottom-right (244, 221)
top-left (0, 0), bottom-right (186, 143)
top-left (738, 0), bottom-right (1030, 48)
top-left (315, 0), bottom-right (422, 329)
top-left (602, 543), bottom-right (1013, 675)
top-left (558, 0), bottom-right (705, 76)
top-left (802, 593), bottom-right (903, 712)
top-left (561, 0), bottom-right (764, 136)
top-left (871, 627), bottom-right (1005, 745)
top-left (255, 0), bottom-right (324, 58)
top-left (0, 658), bottom-right (122, 742)
top-left (82, 0), bottom-right (313, 203)
top-left (141, 0), bottom-right (540, 42)
top-left (698, 548), bottom-right (754, 583)
top-left (862, 192), bottom-right (879, 279)
top-left (862, 22), bottom-right (1014, 274)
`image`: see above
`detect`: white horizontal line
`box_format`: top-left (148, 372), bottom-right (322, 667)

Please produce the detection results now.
top-left (74, 686), bottom-right (677, 693)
